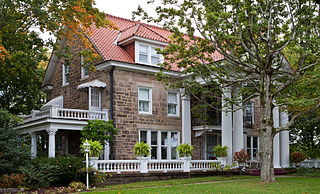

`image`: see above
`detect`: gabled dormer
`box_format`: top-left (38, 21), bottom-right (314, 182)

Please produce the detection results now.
top-left (116, 21), bottom-right (168, 66)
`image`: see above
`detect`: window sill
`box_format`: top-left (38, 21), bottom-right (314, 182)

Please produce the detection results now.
top-left (138, 112), bottom-right (153, 116)
top-left (80, 76), bottom-right (89, 81)
top-left (62, 83), bottom-right (69, 87)
top-left (167, 114), bottom-right (180, 118)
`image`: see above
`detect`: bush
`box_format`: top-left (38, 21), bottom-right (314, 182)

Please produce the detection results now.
top-left (233, 149), bottom-right (250, 163)
top-left (69, 181), bottom-right (86, 190)
top-left (19, 155), bottom-right (85, 189)
top-left (291, 151), bottom-right (305, 163)
top-left (0, 173), bottom-right (24, 188)
top-left (177, 143), bottom-right (194, 157)
top-left (133, 142), bottom-right (151, 157)
top-left (296, 167), bottom-right (320, 177)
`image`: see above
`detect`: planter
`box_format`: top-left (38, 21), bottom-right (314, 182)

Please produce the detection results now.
top-left (217, 157), bottom-right (227, 166)
top-left (89, 157), bottom-right (99, 160)
top-left (179, 156), bottom-right (191, 160)
top-left (137, 156), bottom-right (149, 173)
top-left (295, 162), bottom-right (301, 168)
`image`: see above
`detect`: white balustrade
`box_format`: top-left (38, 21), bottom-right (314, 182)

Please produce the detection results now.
top-left (95, 160), bottom-right (141, 173)
top-left (190, 160), bottom-right (221, 171)
top-left (148, 160), bottom-right (184, 172)
top-left (23, 107), bottom-right (109, 123)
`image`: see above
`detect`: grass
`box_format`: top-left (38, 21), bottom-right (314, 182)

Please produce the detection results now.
top-left (88, 176), bottom-right (320, 194)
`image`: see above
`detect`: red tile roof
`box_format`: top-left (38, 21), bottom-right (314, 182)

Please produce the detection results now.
top-left (89, 14), bottom-right (224, 71)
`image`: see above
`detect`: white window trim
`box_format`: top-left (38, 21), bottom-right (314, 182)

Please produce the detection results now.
top-left (167, 91), bottom-right (180, 117)
top-left (139, 129), bottom-right (180, 160)
top-left (81, 55), bottom-right (89, 79)
top-left (246, 136), bottom-right (259, 161)
top-left (135, 41), bottom-right (163, 66)
top-left (138, 87), bottom-right (152, 114)
top-left (244, 101), bottom-right (255, 123)
top-left (88, 87), bottom-right (101, 111)
top-left (62, 63), bottom-right (69, 86)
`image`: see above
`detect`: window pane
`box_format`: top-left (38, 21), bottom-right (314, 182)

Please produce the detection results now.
top-left (139, 101), bottom-right (149, 112)
top-left (91, 88), bottom-right (99, 107)
top-left (151, 146), bottom-right (157, 159)
top-left (140, 45), bottom-right (148, 54)
top-left (171, 147), bottom-right (177, 159)
top-left (139, 54), bottom-right (148, 63)
top-left (253, 137), bottom-right (258, 148)
top-left (168, 92), bottom-right (177, 103)
top-left (84, 66), bottom-right (89, 76)
top-left (151, 47), bottom-right (158, 55)
top-left (161, 132), bottom-right (168, 145)
top-left (151, 132), bottom-right (157, 145)
top-left (247, 136), bottom-right (251, 148)
top-left (171, 132), bottom-right (178, 147)
top-left (139, 89), bottom-right (149, 100)
top-left (151, 56), bottom-right (160, 64)
top-left (168, 104), bottom-right (177, 115)
top-left (140, 131), bottom-right (147, 143)
top-left (253, 148), bottom-right (258, 159)
top-left (161, 147), bottom-right (167, 159)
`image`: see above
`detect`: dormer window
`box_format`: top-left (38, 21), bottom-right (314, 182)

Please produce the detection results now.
top-left (136, 43), bottom-right (162, 65)
top-left (81, 55), bottom-right (89, 79)
top-left (62, 64), bottom-right (69, 85)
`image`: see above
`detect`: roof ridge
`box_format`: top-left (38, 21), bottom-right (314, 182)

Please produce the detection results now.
top-left (133, 23), bottom-right (141, 35)
top-left (140, 23), bottom-right (168, 41)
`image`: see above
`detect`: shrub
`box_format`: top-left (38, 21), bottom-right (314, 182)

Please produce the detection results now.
top-left (291, 151), bottom-right (305, 163)
top-left (233, 149), bottom-right (250, 163)
top-left (177, 143), bottom-right (194, 157)
top-left (81, 120), bottom-right (118, 143)
top-left (213, 145), bottom-right (229, 157)
top-left (80, 140), bottom-right (103, 157)
top-left (296, 167), bottom-right (320, 177)
top-left (0, 173), bottom-right (24, 188)
top-left (69, 181), bottom-right (86, 190)
top-left (20, 155), bottom-right (85, 189)
top-left (133, 142), bottom-right (151, 157)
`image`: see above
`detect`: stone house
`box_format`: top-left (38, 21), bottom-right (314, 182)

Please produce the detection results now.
top-left (19, 14), bottom-right (290, 168)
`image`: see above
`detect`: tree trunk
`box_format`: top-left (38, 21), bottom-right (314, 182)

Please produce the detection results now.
top-left (259, 73), bottom-right (275, 183)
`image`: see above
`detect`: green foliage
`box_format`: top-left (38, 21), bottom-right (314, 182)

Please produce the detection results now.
top-left (20, 156), bottom-right (85, 189)
top-left (176, 143), bottom-right (194, 157)
top-left (80, 139), bottom-right (103, 157)
top-left (291, 152), bottom-right (305, 163)
top-left (68, 181), bottom-right (86, 190)
top-left (290, 114), bottom-right (320, 158)
top-left (0, 173), bottom-right (24, 188)
top-left (210, 162), bottom-right (236, 171)
top-left (296, 167), bottom-right (320, 177)
top-left (213, 145), bottom-right (229, 157)
top-left (133, 142), bottom-right (151, 157)
top-left (81, 120), bottom-right (118, 143)
top-left (0, 109), bottom-right (30, 176)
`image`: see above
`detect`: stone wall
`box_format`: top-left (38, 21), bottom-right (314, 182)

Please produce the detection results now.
top-left (112, 68), bottom-right (182, 160)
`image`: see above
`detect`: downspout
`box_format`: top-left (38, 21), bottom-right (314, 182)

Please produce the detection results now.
top-left (109, 66), bottom-right (115, 159)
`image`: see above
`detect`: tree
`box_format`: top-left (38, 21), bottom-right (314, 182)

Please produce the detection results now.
top-left (134, 0), bottom-right (320, 182)
top-left (290, 114), bottom-right (320, 158)
top-left (0, 0), bottom-right (116, 115)
top-left (81, 120), bottom-right (118, 143)
top-left (0, 108), bottom-right (30, 176)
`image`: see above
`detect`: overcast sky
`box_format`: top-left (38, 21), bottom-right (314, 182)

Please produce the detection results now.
top-left (95, 0), bottom-right (158, 20)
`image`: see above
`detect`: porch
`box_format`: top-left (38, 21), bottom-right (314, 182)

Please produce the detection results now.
top-left (18, 101), bottom-right (109, 158)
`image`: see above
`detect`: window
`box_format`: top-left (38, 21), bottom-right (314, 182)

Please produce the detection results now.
top-left (151, 47), bottom-right (160, 65)
top-left (137, 44), bottom-right (162, 65)
top-left (139, 45), bottom-right (148, 63)
top-left (139, 130), bottom-right (179, 160)
top-left (81, 55), bottom-right (89, 78)
top-left (89, 87), bottom-right (101, 111)
top-left (246, 136), bottom-right (259, 160)
top-left (167, 92), bottom-right (179, 116)
top-left (243, 101), bottom-right (254, 128)
top-left (62, 64), bottom-right (70, 85)
top-left (138, 87), bottom-right (152, 114)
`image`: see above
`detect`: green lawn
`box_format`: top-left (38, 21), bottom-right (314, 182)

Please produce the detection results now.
top-left (89, 176), bottom-right (320, 194)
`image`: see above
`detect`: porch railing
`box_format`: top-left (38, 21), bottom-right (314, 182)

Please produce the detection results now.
top-left (92, 159), bottom-right (225, 174)
top-left (23, 107), bottom-right (109, 123)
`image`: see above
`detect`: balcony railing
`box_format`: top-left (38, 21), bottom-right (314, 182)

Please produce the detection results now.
top-left (23, 107), bottom-right (109, 123)
top-left (92, 159), bottom-right (225, 174)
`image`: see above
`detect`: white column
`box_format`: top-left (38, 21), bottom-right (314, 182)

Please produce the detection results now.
top-left (221, 87), bottom-right (233, 164)
top-left (233, 87), bottom-right (243, 153)
top-left (280, 111), bottom-right (290, 168)
top-left (46, 128), bottom-right (58, 158)
top-left (157, 131), bottom-right (161, 159)
top-left (104, 141), bottom-right (110, 160)
top-left (273, 107), bottom-right (281, 168)
top-left (30, 132), bottom-right (37, 159)
top-left (181, 90), bottom-right (191, 144)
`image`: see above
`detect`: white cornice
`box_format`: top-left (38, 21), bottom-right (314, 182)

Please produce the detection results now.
top-left (118, 35), bottom-right (169, 46)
